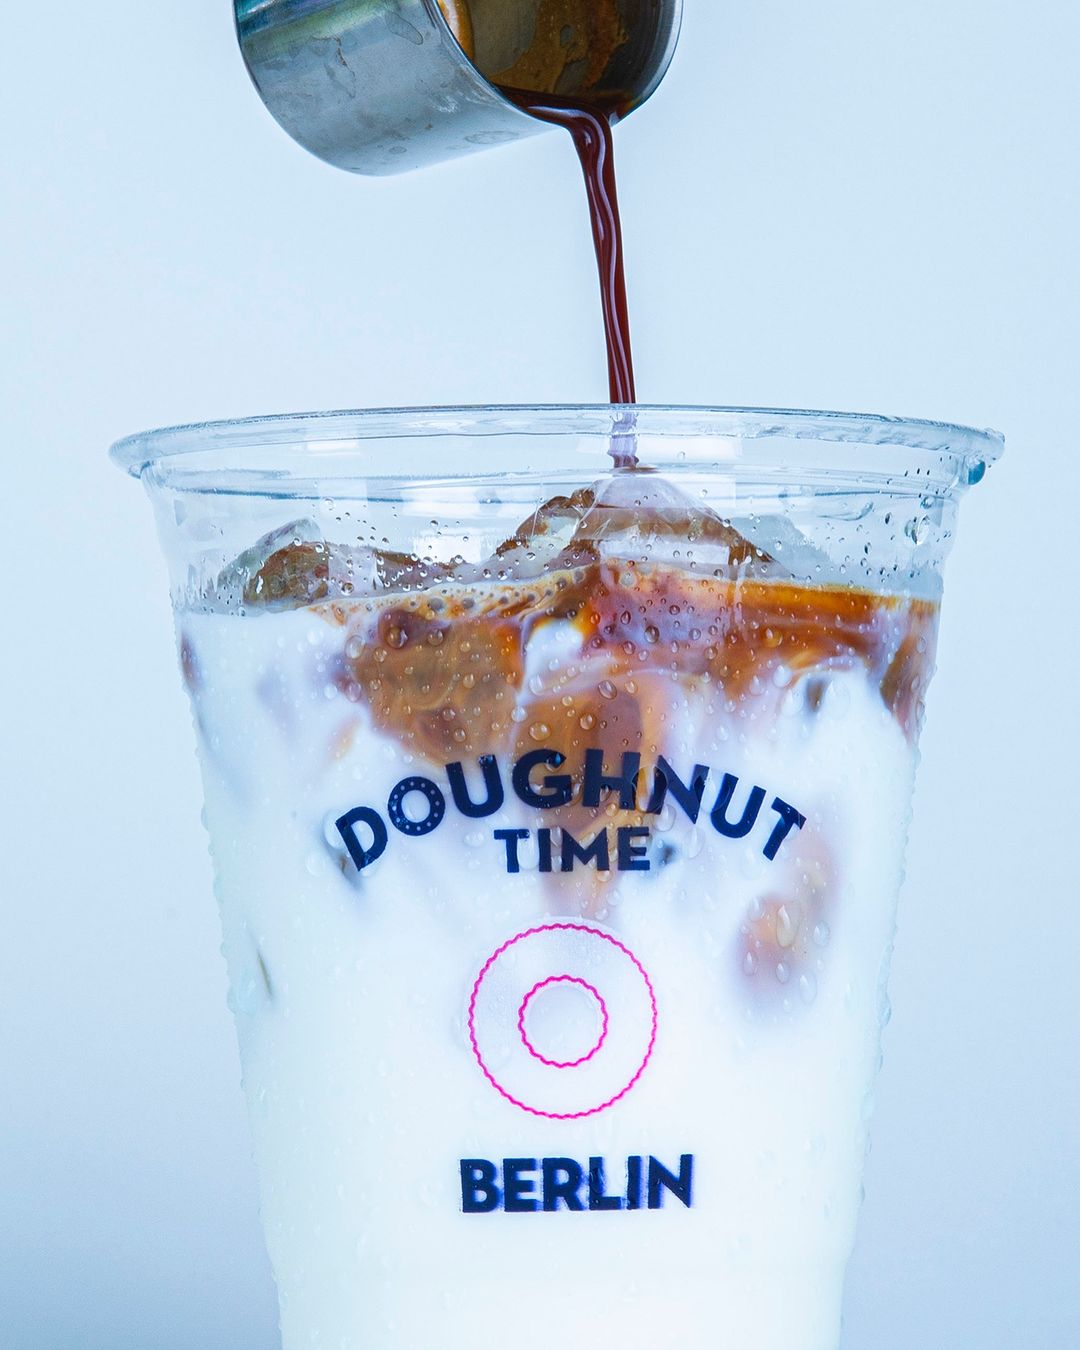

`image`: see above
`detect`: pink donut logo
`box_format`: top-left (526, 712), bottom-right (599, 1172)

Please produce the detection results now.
top-left (468, 923), bottom-right (658, 1120)
top-left (518, 976), bottom-right (610, 1068)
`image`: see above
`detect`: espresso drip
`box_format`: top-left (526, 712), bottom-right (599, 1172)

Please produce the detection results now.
top-left (502, 89), bottom-right (636, 410)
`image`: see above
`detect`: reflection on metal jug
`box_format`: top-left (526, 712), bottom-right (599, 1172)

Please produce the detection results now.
top-left (235, 0), bottom-right (682, 175)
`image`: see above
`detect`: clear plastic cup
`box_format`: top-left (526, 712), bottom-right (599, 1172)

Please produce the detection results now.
top-left (112, 405), bottom-right (1000, 1350)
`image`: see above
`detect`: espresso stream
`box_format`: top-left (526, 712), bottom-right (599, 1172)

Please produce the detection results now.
top-left (502, 89), bottom-right (636, 408)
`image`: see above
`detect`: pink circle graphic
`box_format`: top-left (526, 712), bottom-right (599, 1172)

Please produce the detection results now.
top-left (468, 923), bottom-right (658, 1120)
top-left (517, 976), bottom-right (609, 1068)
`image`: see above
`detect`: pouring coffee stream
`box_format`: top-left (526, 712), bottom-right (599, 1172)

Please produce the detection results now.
top-left (501, 88), bottom-right (636, 409)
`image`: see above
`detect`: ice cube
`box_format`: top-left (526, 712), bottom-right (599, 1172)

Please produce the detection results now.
top-left (728, 514), bottom-right (837, 585)
top-left (493, 476), bottom-right (783, 581)
top-left (211, 520), bottom-right (449, 613)
top-left (336, 604), bottom-right (525, 761)
top-left (207, 519), bottom-right (321, 611)
top-left (493, 487), bottom-right (599, 579)
top-left (574, 474), bottom-right (782, 577)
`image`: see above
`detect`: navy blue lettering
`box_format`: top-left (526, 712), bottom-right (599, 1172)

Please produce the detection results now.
top-left (459, 1155), bottom-right (694, 1214)
top-left (645, 758), bottom-right (710, 822)
top-left (387, 777), bottom-right (445, 837)
top-left (589, 1157), bottom-right (624, 1211)
top-left (626, 1155), bottom-right (643, 1210)
top-left (584, 749), bottom-right (641, 809)
top-left (493, 828), bottom-right (529, 872)
top-left (512, 750), bottom-right (573, 809)
top-left (617, 826), bottom-right (651, 872)
top-left (647, 1155), bottom-right (694, 1209)
top-left (335, 807), bottom-right (388, 871)
top-left (446, 756), bottom-right (504, 818)
top-left (461, 1160), bottom-right (501, 1213)
top-left (763, 797), bottom-right (807, 860)
top-left (561, 828), bottom-right (610, 872)
top-left (503, 1159), bottom-right (539, 1213)
top-left (537, 827), bottom-right (554, 873)
top-left (710, 773), bottom-right (766, 839)
top-left (542, 1158), bottom-right (585, 1212)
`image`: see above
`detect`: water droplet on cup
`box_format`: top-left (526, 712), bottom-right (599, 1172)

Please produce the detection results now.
top-left (904, 516), bottom-right (930, 545)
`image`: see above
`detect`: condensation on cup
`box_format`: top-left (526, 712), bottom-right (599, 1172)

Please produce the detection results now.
top-left (112, 406), bottom-right (1001, 1350)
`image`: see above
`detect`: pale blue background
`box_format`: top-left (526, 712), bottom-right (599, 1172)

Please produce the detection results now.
top-left (2, 1), bottom-right (1077, 1346)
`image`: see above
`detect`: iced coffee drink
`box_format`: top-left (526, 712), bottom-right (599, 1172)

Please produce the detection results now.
top-left (116, 407), bottom-right (999, 1350)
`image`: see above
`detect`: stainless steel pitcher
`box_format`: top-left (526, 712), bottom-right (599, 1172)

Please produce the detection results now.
top-left (235, 0), bottom-right (683, 176)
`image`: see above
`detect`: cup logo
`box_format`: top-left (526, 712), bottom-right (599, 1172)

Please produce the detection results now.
top-left (467, 923), bottom-right (658, 1119)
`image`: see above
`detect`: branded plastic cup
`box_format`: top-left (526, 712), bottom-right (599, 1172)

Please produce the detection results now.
top-left (112, 406), bottom-right (1000, 1350)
